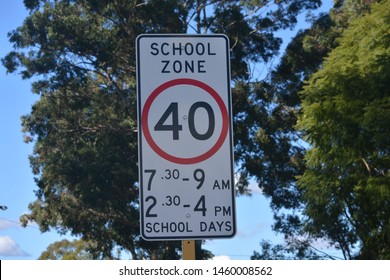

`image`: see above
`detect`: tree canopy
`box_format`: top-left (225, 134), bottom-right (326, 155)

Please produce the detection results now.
top-left (250, 0), bottom-right (390, 260)
top-left (297, 0), bottom-right (390, 259)
top-left (38, 239), bottom-right (95, 260)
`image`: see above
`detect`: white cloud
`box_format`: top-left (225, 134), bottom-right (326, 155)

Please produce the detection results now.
top-left (0, 219), bottom-right (18, 230)
top-left (212, 255), bottom-right (231, 260)
top-left (0, 236), bottom-right (29, 257)
top-left (236, 222), bottom-right (269, 239)
top-left (248, 183), bottom-right (263, 195)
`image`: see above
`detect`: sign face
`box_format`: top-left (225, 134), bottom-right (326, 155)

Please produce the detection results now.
top-left (136, 34), bottom-right (235, 240)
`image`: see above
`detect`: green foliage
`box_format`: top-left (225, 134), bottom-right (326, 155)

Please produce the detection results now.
top-left (298, 0), bottom-right (390, 259)
top-left (249, 0), bottom-right (388, 260)
top-left (243, 10), bottom-right (339, 260)
top-left (38, 239), bottom-right (95, 260)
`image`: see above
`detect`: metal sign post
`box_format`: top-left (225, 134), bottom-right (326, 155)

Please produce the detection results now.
top-left (136, 34), bottom-right (235, 243)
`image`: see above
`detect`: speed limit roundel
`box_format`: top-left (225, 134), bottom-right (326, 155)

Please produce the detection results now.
top-left (136, 34), bottom-right (236, 240)
top-left (142, 78), bottom-right (229, 164)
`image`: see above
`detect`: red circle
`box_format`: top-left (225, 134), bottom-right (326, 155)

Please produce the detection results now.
top-left (142, 78), bottom-right (229, 164)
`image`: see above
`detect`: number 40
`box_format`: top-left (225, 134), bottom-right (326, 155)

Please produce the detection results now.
top-left (154, 102), bottom-right (215, 141)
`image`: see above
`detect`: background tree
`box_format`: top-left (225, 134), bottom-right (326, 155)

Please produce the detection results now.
top-left (250, 0), bottom-right (387, 259)
top-left (38, 239), bottom-right (95, 260)
top-left (297, 0), bottom-right (390, 259)
top-left (3, 0), bottom-right (322, 259)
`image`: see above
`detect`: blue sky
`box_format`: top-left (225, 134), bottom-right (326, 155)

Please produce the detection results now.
top-left (0, 1), bottom-right (335, 260)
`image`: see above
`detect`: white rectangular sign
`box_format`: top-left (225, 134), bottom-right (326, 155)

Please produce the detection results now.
top-left (136, 34), bottom-right (235, 240)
